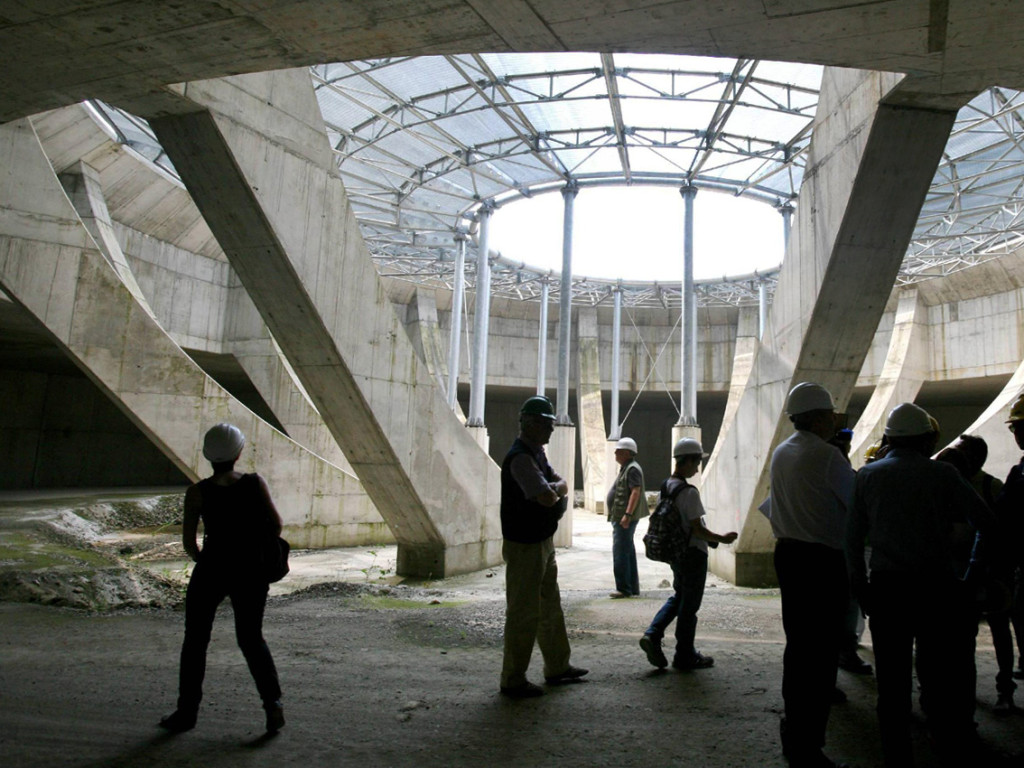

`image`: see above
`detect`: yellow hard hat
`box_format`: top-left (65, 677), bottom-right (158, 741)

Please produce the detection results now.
top-left (1007, 393), bottom-right (1024, 423)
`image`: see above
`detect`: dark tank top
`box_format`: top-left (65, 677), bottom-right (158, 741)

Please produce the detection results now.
top-left (197, 473), bottom-right (271, 575)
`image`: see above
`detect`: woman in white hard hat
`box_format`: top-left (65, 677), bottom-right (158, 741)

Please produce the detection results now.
top-left (606, 436), bottom-right (649, 598)
top-left (159, 423), bottom-right (286, 735)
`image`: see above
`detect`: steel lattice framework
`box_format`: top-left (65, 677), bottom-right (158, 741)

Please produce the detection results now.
top-left (90, 54), bottom-right (1024, 309)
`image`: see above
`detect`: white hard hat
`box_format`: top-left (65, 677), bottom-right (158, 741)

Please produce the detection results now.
top-left (785, 382), bottom-right (835, 415)
top-left (615, 437), bottom-right (638, 453)
top-left (673, 437), bottom-right (708, 459)
top-left (203, 422), bottom-right (245, 462)
top-left (884, 403), bottom-right (933, 437)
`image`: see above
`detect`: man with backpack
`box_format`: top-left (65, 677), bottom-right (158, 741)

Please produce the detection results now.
top-left (639, 437), bottom-right (737, 670)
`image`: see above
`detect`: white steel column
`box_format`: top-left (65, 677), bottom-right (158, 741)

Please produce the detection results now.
top-left (759, 281), bottom-right (768, 340)
top-left (468, 204), bottom-right (493, 428)
top-left (556, 183), bottom-right (578, 425)
top-left (609, 286), bottom-right (622, 440)
top-left (536, 280), bottom-right (550, 395)
top-left (763, 203), bottom-right (794, 339)
top-left (678, 183), bottom-right (698, 427)
top-left (447, 232), bottom-right (467, 411)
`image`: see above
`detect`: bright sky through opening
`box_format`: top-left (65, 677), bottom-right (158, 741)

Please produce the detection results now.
top-left (488, 186), bottom-right (787, 282)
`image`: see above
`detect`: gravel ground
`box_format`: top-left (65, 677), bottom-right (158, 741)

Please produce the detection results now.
top-left (1, 501), bottom-right (1023, 767)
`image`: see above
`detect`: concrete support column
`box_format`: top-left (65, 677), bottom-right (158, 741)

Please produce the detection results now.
top-left (447, 233), bottom-right (467, 412)
top-left (849, 289), bottom-right (928, 468)
top-left (700, 69), bottom-right (960, 586)
top-left (536, 281), bottom-right (550, 396)
top-left (576, 307), bottom-right (606, 514)
top-left (556, 183), bottom-right (578, 425)
top-left (721, 306), bottom-right (761, 429)
top-left (0, 116), bottom-right (372, 550)
top-left (954, 352), bottom-right (1024, 473)
top-left (468, 203), bottom-right (493, 431)
top-left (147, 69), bottom-right (501, 577)
top-left (548, 424), bottom-right (576, 548)
top-left (406, 288), bottom-right (448, 392)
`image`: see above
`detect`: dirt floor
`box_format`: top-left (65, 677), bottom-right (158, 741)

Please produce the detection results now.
top-left (1, 494), bottom-right (1023, 768)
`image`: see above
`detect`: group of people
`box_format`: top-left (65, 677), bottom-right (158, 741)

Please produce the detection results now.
top-left (498, 395), bottom-right (738, 697)
top-left (766, 383), bottom-right (1024, 768)
top-left (160, 387), bottom-right (1024, 766)
top-left (500, 387), bottom-right (1024, 768)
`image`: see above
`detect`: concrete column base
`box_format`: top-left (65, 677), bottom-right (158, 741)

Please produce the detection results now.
top-left (709, 546), bottom-right (778, 588)
top-left (599, 440), bottom-right (618, 515)
top-left (548, 425), bottom-right (576, 548)
top-left (671, 424), bottom-right (702, 481)
top-left (466, 424), bottom-right (490, 454)
top-left (397, 537), bottom-right (504, 579)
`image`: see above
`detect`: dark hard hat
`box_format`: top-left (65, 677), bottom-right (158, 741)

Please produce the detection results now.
top-left (520, 395), bottom-right (556, 420)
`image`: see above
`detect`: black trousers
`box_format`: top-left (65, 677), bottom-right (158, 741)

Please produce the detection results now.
top-left (177, 559), bottom-right (281, 713)
top-left (774, 539), bottom-right (847, 758)
top-left (869, 571), bottom-right (976, 767)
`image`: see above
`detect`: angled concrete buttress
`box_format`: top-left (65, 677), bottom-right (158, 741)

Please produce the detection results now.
top-left (948, 354), bottom-right (1024, 476)
top-left (721, 306), bottom-right (760, 428)
top-left (42, 109), bottom-right (387, 546)
top-left (576, 307), bottom-right (607, 514)
top-left (145, 69), bottom-right (502, 577)
top-left (0, 117), bottom-right (370, 548)
top-left (849, 288), bottom-right (928, 469)
top-left (404, 288), bottom-right (449, 395)
top-left (701, 68), bottom-right (962, 586)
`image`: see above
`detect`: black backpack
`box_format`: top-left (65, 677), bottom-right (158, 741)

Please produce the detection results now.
top-left (642, 478), bottom-right (690, 562)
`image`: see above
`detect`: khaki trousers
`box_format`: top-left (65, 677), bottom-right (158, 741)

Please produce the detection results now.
top-left (500, 537), bottom-right (571, 688)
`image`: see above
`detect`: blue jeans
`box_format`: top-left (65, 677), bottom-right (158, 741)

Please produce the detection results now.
top-left (645, 548), bottom-right (708, 663)
top-left (612, 518), bottom-right (640, 595)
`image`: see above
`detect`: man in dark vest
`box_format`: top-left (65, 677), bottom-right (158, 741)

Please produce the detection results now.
top-left (499, 395), bottom-right (588, 698)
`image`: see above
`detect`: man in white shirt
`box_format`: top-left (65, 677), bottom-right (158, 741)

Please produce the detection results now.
top-left (769, 382), bottom-right (855, 768)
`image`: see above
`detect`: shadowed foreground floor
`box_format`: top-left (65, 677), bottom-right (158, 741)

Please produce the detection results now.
top-left (2, 508), bottom-right (1023, 767)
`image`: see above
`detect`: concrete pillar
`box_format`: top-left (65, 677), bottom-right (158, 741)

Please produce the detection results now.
top-left (556, 183), bottom-right (578, 425)
top-left (548, 424), bottom-right (576, 548)
top-left (147, 69), bottom-right (501, 577)
top-left (953, 353), bottom-right (1024, 475)
top-left (57, 126), bottom-right (384, 544)
top-left (849, 289), bottom-right (928, 468)
top-left (701, 68), bottom-right (960, 586)
top-left (576, 307), bottom-right (606, 514)
top-left (447, 233), bottom-right (467, 412)
top-left (468, 203), bottom-right (493, 429)
top-left (0, 116), bottom-right (372, 549)
top-left (405, 288), bottom-right (448, 393)
top-left (58, 162), bottom-right (152, 312)
top-left (721, 306), bottom-right (760, 430)
top-left (536, 281), bottom-right (550, 396)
